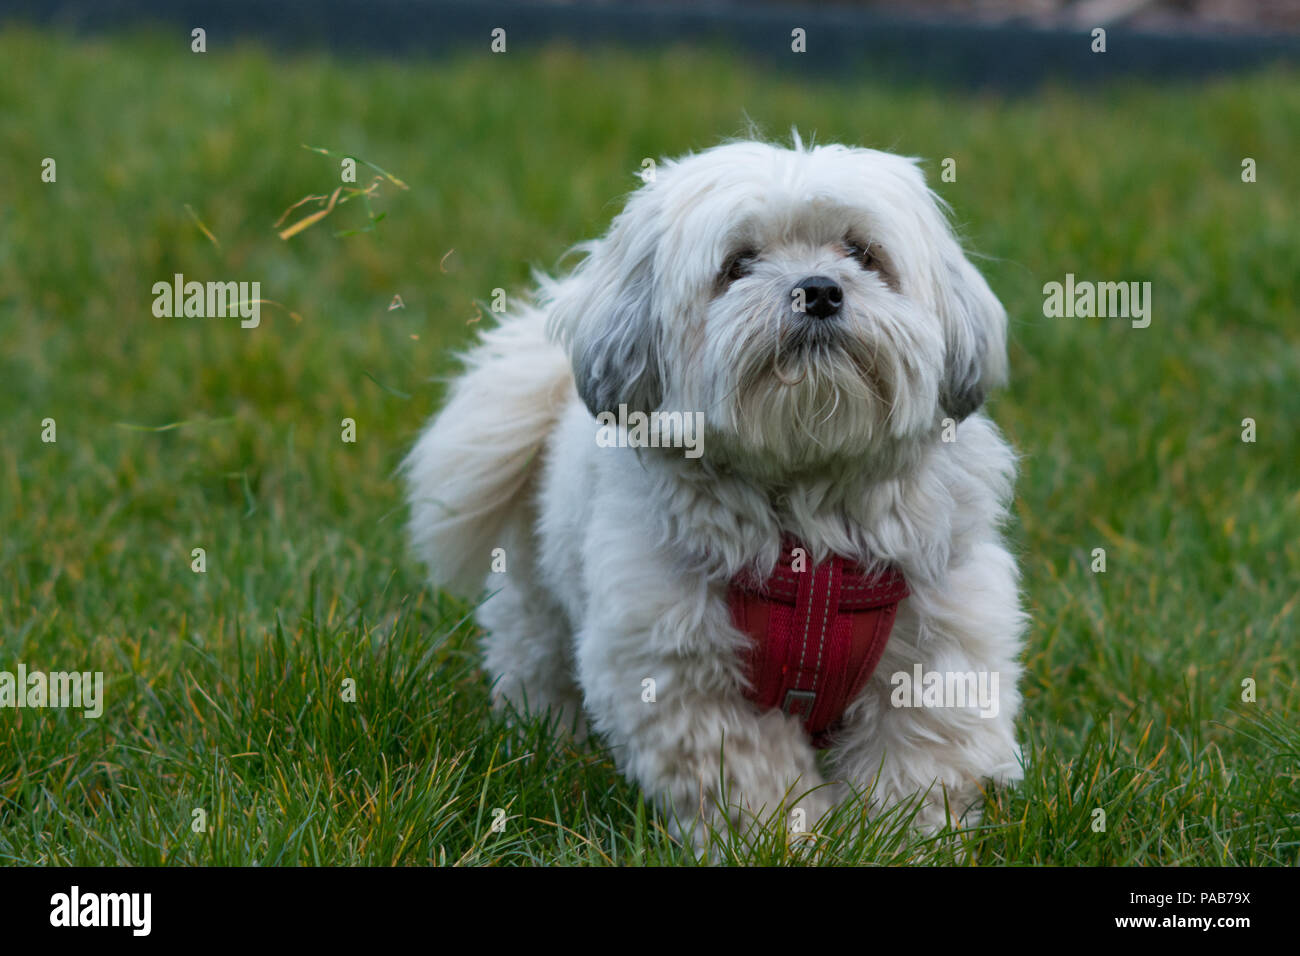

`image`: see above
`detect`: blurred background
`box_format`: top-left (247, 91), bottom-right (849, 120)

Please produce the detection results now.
top-left (0, 0), bottom-right (1296, 864)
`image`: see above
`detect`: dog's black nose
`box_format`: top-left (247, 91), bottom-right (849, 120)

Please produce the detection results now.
top-left (793, 275), bottom-right (842, 319)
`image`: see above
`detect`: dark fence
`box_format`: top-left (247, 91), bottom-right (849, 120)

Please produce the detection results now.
top-left (3, 0), bottom-right (1299, 88)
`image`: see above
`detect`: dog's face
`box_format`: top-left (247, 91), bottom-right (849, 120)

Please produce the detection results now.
top-left (549, 140), bottom-right (1008, 473)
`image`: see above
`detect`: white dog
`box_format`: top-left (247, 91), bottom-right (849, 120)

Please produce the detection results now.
top-left (405, 138), bottom-right (1026, 850)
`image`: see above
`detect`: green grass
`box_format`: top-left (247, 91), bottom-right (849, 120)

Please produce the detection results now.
top-left (0, 27), bottom-right (1297, 865)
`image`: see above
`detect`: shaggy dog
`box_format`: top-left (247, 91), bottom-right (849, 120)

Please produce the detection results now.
top-left (404, 138), bottom-right (1025, 851)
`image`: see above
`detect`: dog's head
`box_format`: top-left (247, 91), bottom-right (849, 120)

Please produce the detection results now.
top-left (547, 139), bottom-right (1007, 472)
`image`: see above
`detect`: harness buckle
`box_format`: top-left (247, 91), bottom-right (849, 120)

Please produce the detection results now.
top-left (782, 689), bottom-right (817, 718)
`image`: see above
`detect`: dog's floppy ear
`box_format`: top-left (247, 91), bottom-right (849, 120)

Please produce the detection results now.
top-left (932, 239), bottom-right (1008, 422)
top-left (545, 188), bottom-right (664, 418)
top-left (884, 155), bottom-right (1008, 423)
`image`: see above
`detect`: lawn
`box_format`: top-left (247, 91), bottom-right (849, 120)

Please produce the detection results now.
top-left (0, 27), bottom-right (1296, 865)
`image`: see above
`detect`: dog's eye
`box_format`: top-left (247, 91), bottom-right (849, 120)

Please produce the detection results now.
top-left (721, 248), bottom-right (758, 285)
top-left (844, 237), bottom-right (881, 271)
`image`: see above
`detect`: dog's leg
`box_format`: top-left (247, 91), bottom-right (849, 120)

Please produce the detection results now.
top-left (582, 631), bottom-right (833, 853)
top-left (479, 568), bottom-right (587, 741)
top-left (828, 541), bottom-right (1026, 837)
top-left (572, 547), bottom-right (833, 854)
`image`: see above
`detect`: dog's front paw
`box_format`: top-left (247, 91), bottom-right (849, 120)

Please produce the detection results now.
top-left (665, 778), bottom-right (839, 863)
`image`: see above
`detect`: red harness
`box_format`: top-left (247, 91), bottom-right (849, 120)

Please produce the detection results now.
top-left (728, 541), bottom-right (909, 748)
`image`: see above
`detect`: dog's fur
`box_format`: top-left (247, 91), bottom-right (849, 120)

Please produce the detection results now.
top-left (405, 138), bottom-right (1025, 849)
